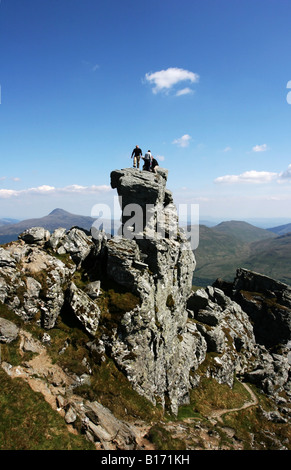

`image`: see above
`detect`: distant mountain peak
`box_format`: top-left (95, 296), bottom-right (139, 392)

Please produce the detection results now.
top-left (49, 208), bottom-right (70, 216)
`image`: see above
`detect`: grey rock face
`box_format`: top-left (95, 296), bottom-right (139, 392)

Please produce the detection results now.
top-left (188, 286), bottom-right (257, 386)
top-left (0, 226), bottom-right (106, 332)
top-left (102, 168), bottom-right (198, 414)
top-left (79, 400), bottom-right (137, 450)
top-left (67, 282), bottom-right (101, 335)
top-left (0, 169), bottom-right (290, 425)
top-left (230, 268), bottom-right (291, 348)
top-left (0, 317), bottom-right (19, 343)
top-left (47, 227), bottom-right (67, 250)
top-left (84, 281), bottom-right (101, 299)
top-left (0, 248), bottom-right (17, 268)
top-left (19, 227), bottom-right (50, 245)
top-left (57, 228), bottom-right (94, 267)
top-left (187, 282), bottom-right (291, 403)
top-left (0, 243), bottom-right (67, 325)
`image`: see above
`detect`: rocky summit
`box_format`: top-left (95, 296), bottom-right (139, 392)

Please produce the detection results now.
top-left (0, 167), bottom-right (290, 450)
top-left (107, 168), bottom-right (197, 414)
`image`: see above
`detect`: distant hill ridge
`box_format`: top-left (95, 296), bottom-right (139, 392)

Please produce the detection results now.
top-left (1, 209), bottom-right (291, 285)
top-left (267, 222), bottom-right (291, 236)
top-left (0, 218), bottom-right (20, 227)
top-left (212, 220), bottom-right (277, 243)
top-left (0, 208), bottom-right (96, 245)
top-left (193, 220), bottom-right (291, 286)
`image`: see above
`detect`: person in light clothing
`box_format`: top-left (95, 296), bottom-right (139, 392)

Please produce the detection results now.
top-left (143, 150), bottom-right (152, 171)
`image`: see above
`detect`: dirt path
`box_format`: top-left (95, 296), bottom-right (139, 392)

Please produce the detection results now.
top-left (209, 382), bottom-right (258, 422)
top-left (1, 328), bottom-right (156, 449)
top-left (1, 329), bottom-right (260, 450)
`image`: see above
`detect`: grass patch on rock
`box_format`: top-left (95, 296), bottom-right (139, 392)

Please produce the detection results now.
top-left (0, 368), bottom-right (95, 450)
top-left (221, 403), bottom-right (291, 450)
top-left (146, 424), bottom-right (186, 450)
top-left (187, 375), bottom-right (251, 418)
top-left (75, 357), bottom-right (164, 423)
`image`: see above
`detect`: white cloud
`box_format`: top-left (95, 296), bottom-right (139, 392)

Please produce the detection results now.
top-left (252, 144), bottom-right (268, 152)
top-left (279, 163), bottom-right (291, 178)
top-left (215, 163), bottom-right (291, 185)
top-left (156, 155), bottom-right (165, 161)
top-left (145, 67), bottom-right (199, 94)
top-left (172, 134), bottom-right (192, 148)
top-left (0, 184), bottom-right (112, 199)
top-left (1, 176), bottom-right (21, 182)
top-left (278, 164), bottom-right (291, 181)
top-left (82, 60), bottom-right (100, 72)
top-left (223, 146), bottom-right (232, 152)
top-left (214, 170), bottom-right (278, 184)
top-left (175, 87), bottom-right (193, 96)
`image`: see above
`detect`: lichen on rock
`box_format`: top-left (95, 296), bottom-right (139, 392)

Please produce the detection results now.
top-left (0, 168), bottom-right (290, 423)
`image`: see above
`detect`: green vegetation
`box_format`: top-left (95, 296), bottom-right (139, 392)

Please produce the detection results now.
top-left (166, 293), bottom-right (175, 309)
top-left (212, 220), bottom-right (276, 243)
top-left (221, 405), bottom-right (290, 450)
top-left (0, 369), bottom-right (95, 450)
top-left (0, 300), bottom-right (162, 430)
top-left (95, 281), bottom-right (141, 334)
top-left (147, 373), bottom-right (290, 451)
top-left (146, 424), bottom-right (186, 450)
top-left (187, 376), bottom-right (250, 417)
top-left (242, 233), bottom-right (291, 285)
top-left (75, 358), bottom-right (164, 423)
top-left (193, 223), bottom-right (291, 286)
top-left (1, 298), bottom-right (290, 451)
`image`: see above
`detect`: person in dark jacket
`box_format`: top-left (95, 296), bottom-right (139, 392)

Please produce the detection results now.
top-left (151, 156), bottom-right (159, 173)
top-left (131, 145), bottom-right (142, 169)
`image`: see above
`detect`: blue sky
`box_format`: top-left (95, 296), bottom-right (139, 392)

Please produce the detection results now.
top-left (1, 0), bottom-right (291, 225)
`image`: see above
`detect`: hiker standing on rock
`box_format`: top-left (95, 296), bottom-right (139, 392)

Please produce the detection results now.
top-left (143, 150), bottom-right (152, 171)
top-left (131, 145), bottom-right (142, 169)
top-left (150, 156), bottom-right (159, 173)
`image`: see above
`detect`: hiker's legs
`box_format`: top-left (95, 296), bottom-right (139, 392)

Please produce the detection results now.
top-left (144, 160), bottom-right (150, 171)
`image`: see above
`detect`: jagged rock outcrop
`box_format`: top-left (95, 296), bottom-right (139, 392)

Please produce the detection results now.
top-left (232, 268), bottom-right (291, 348)
top-left (187, 285), bottom-right (257, 387)
top-left (1, 328), bottom-right (140, 450)
top-left (213, 268), bottom-right (291, 350)
top-left (187, 270), bottom-right (291, 406)
top-left (0, 239), bottom-right (73, 328)
top-left (102, 168), bottom-right (201, 414)
top-left (67, 282), bottom-right (101, 336)
top-left (0, 317), bottom-right (19, 343)
top-left (71, 399), bottom-right (138, 450)
top-left (0, 227), bottom-right (103, 331)
top-left (1, 168), bottom-right (290, 440)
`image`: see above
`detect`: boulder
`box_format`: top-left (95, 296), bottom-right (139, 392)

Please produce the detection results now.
top-left (75, 400), bottom-right (138, 450)
top-left (57, 228), bottom-right (94, 266)
top-left (84, 281), bottom-right (101, 299)
top-left (67, 282), bottom-right (101, 336)
top-left (19, 227), bottom-right (50, 245)
top-left (0, 244), bottom-right (74, 328)
top-left (48, 227), bottom-right (67, 250)
top-left (0, 248), bottom-right (17, 268)
top-left (216, 268), bottom-right (291, 348)
top-left (0, 317), bottom-right (19, 343)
